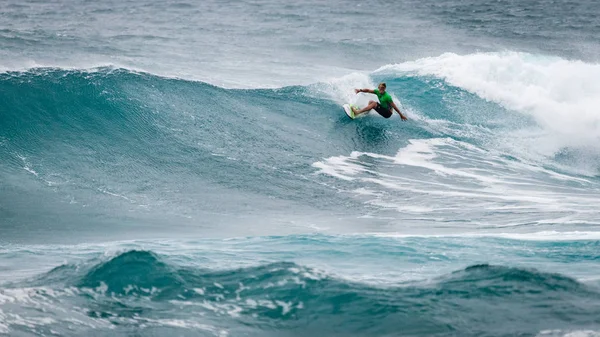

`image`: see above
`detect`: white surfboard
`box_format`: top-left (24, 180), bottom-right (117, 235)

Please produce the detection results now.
top-left (344, 92), bottom-right (381, 119)
top-left (343, 104), bottom-right (357, 119)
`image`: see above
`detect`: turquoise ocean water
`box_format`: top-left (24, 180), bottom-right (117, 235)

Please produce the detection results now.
top-left (2, 1), bottom-right (600, 336)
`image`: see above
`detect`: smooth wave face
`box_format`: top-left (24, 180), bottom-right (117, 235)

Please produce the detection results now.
top-left (0, 68), bottom-right (368, 241)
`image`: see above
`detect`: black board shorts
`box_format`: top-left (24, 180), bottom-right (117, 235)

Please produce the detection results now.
top-left (374, 103), bottom-right (393, 118)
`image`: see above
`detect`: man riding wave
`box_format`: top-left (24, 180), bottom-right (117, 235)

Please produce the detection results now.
top-left (352, 82), bottom-right (408, 120)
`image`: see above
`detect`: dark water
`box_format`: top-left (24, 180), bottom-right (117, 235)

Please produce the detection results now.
top-left (1, 1), bottom-right (600, 336)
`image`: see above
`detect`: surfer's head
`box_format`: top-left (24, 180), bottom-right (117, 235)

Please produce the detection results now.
top-left (378, 82), bottom-right (386, 93)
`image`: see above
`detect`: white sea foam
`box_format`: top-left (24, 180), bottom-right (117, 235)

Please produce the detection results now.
top-left (313, 137), bottom-right (600, 230)
top-left (537, 330), bottom-right (600, 337)
top-left (366, 231), bottom-right (600, 241)
top-left (376, 52), bottom-right (600, 167)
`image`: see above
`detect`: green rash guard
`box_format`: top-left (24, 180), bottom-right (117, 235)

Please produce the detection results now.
top-left (374, 89), bottom-right (393, 110)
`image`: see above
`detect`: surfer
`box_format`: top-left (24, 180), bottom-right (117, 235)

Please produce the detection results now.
top-left (352, 83), bottom-right (408, 120)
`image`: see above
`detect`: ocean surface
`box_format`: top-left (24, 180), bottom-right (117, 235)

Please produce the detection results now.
top-left (2, 0), bottom-right (600, 336)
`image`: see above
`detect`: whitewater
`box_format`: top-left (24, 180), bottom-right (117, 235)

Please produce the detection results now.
top-left (1, 0), bottom-right (600, 336)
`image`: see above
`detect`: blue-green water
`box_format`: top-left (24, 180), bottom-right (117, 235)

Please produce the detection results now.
top-left (2, 1), bottom-right (600, 336)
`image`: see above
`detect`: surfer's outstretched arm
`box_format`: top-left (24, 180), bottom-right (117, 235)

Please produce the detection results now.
top-left (355, 88), bottom-right (375, 94)
top-left (391, 101), bottom-right (408, 120)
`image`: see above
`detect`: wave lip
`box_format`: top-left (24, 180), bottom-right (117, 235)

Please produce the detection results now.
top-left (444, 264), bottom-right (586, 295)
top-left (78, 250), bottom-right (184, 296)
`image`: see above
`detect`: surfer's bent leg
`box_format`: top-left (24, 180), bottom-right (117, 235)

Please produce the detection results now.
top-left (353, 100), bottom-right (378, 115)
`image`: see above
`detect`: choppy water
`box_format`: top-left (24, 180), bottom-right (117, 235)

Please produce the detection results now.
top-left (1, 1), bottom-right (600, 336)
